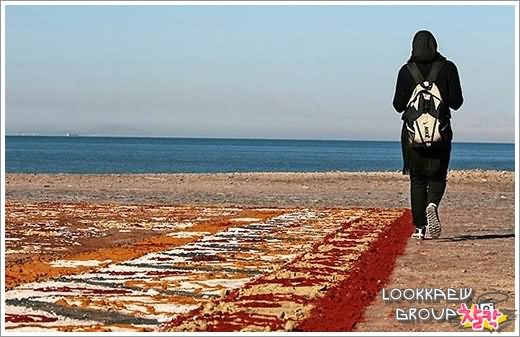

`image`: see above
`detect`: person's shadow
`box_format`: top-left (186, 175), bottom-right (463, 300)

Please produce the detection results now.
top-left (434, 233), bottom-right (515, 242)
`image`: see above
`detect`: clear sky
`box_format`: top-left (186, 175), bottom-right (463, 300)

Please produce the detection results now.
top-left (5, 4), bottom-right (516, 142)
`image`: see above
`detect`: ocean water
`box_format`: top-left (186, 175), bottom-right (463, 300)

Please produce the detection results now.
top-left (5, 136), bottom-right (515, 173)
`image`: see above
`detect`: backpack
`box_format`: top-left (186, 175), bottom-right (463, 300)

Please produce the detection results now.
top-left (404, 60), bottom-right (450, 149)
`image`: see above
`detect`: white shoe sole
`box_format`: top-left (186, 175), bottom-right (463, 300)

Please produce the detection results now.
top-left (411, 228), bottom-right (425, 240)
top-left (411, 232), bottom-right (425, 240)
top-left (426, 204), bottom-right (441, 239)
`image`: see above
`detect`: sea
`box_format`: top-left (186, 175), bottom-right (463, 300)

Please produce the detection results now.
top-left (5, 136), bottom-right (515, 173)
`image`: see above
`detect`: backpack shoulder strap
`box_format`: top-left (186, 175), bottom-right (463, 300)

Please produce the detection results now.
top-left (427, 60), bottom-right (445, 82)
top-left (406, 62), bottom-right (424, 84)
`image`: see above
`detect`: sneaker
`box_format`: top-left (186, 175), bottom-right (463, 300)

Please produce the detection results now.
top-left (426, 203), bottom-right (441, 239)
top-left (411, 227), bottom-right (425, 240)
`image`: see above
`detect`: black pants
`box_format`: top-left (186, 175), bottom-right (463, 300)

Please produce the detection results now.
top-left (409, 145), bottom-right (451, 229)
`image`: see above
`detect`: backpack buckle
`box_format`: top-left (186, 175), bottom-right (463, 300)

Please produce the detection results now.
top-left (421, 81), bottom-right (432, 89)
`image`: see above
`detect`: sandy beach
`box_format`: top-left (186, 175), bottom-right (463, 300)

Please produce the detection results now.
top-left (5, 170), bottom-right (514, 207)
top-left (5, 170), bottom-right (516, 332)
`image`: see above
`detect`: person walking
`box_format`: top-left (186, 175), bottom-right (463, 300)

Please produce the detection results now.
top-left (393, 30), bottom-right (463, 239)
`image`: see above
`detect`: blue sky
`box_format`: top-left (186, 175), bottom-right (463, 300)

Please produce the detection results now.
top-left (5, 4), bottom-right (516, 142)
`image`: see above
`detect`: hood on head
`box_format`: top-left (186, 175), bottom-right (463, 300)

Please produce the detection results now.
top-left (409, 30), bottom-right (442, 63)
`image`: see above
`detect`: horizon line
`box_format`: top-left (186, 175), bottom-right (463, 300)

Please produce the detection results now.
top-left (4, 133), bottom-right (515, 145)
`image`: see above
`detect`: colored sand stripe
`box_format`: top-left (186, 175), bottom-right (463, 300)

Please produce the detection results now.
top-left (298, 209), bottom-right (412, 331)
top-left (5, 204), bottom-right (411, 332)
top-left (6, 202), bottom-right (281, 289)
top-left (160, 209), bottom-right (411, 332)
top-left (6, 207), bottom-right (360, 331)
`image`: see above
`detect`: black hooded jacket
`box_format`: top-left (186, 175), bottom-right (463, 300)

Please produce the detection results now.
top-left (393, 31), bottom-right (463, 175)
top-left (393, 31), bottom-right (464, 115)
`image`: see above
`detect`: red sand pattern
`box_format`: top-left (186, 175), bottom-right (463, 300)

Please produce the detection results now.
top-left (161, 209), bottom-right (411, 332)
top-left (5, 202), bottom-right (411, 332)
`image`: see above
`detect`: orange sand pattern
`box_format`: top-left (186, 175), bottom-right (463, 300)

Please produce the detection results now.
top-left (5, 202), bottom-right (408, 332)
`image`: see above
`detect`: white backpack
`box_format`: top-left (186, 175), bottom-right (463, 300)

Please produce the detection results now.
top-left (405, 61), bottom-right (449, 148)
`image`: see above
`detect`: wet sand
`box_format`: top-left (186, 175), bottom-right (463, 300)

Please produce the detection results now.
top-left (5, 170), bottom-right (516, 332)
